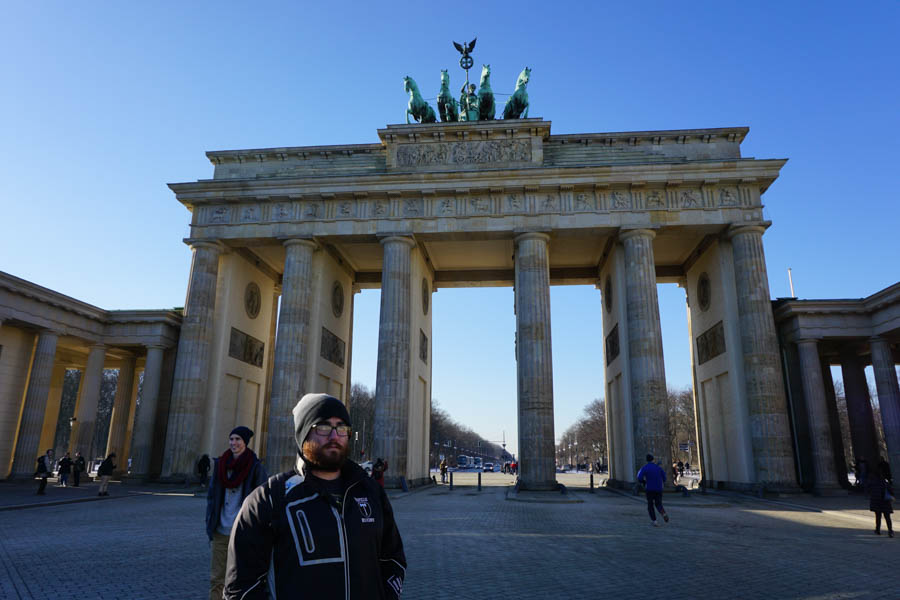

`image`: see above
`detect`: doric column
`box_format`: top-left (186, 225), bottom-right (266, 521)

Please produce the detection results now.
top-left (10, 330), bottom-right (59, 477)
top-left (514, 232), bottom-right (557, 490)
top-left (129, 345), bottom-right (165, 478)
top-left (266, 239), bottom-right (317, 472)
top-left (839, 345), bottom-right (879, 464)
top-left (70, 343), bottom-right (107, 460)
top-left (870, 337), bottom-right (900, 480)
top-left (796, 340), bottom-right (839, 490)
top-left (620, 229), bottom-right (670, 478)
top-left (162, 241), bottom-right (222, 478)
top-left (373, 235), bottom-right (415, 486)
top-left (105, 354), bottom-right (136, 471)
top-left (728, 224), bottom-right (796, 488)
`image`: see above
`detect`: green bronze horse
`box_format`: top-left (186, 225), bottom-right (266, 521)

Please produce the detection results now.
top-left (404, 76), bottom-right (437, 124)
top-left (478, 64), bottom-right (495, 121)
top-left (502, 67), bottom-right (531, 120)
top-left (437, 69), bottom-right (458, 123)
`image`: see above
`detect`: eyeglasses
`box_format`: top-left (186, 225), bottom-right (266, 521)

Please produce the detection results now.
top-left (313, 423), bottom-right (351, 437)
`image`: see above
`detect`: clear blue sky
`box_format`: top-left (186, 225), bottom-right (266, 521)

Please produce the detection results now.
top-left (2, 3), bottom-right (898, 456)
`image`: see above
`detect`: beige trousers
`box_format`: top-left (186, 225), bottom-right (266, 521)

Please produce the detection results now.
top-left (209, 531), bottom-right (229, 600)
top-left (98, 475), bottom-right (111, 494)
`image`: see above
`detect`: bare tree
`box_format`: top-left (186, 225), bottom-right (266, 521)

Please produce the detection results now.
top-left (666, 387), bottom-right (696, 464)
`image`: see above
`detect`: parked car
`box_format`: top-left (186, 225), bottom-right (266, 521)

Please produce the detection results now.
top-left (360, 460), bottom-right (373, 475)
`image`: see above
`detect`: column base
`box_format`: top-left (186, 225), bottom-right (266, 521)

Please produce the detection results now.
top-left (516, 478), bottom-right (559, 491)
top-left (155, 474), bottom-right (191, 485)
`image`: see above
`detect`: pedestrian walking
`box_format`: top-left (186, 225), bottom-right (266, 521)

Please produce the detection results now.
top-left (72, 451), bottom-right (86, 487)
top-left (225, 393), bottom-right (406, 599)
top-left (57, 452), bottom-right (72, 487)
top-left (206, 426), bottom-right (267, 600)
top-left (34, 449), bottom-right (54, 495)
top-left (637, 454), bottom-right (669, 526)
top-left (855, 457), bottom-right (869, 488)
top-left (677, 460), bottom-right (685, 478)
top-left (97, 453), bottom-right (116, 496)
top-left (197, 453), bottom-right (211, 487)
top-left (866, 463), bottom-right (894, 537)
top-left (439, 459), bottom-right (448, 483)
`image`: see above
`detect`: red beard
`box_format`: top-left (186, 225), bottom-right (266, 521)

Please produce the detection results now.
top-left (302, 439), bottom-right (348, 471)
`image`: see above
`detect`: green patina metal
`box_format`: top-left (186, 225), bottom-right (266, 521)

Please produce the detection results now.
top-left (403, 40), bottom-right (531, 123)
top-left (502, 67), bottom-right (531, 120)
top-left (403, 76), bottom-right (436, 124)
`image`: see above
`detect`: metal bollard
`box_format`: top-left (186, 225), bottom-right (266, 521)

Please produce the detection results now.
top-left (589, 471), bottom-right (594, 493)
top-left (449, 471), bottom-right (453, 491)
top-left (478, 471), bottom-right (482, 491)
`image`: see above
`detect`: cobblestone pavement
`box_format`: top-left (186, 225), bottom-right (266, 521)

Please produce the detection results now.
top-left (0, 478), bottom-right (897, 599)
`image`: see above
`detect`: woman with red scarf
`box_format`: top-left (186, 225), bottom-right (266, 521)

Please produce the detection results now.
top-left (206, 426), bottom-right (267, 600)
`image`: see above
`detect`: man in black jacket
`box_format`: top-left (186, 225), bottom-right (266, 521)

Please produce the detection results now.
top-left (225, 393), bottom-right (406, 599)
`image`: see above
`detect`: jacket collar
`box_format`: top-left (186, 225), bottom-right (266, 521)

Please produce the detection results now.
top-left (294, 454), bottom-right (368, 485)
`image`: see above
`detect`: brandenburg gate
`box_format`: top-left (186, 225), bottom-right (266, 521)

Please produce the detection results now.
top-left (161, 117), bottom-right (798, 491)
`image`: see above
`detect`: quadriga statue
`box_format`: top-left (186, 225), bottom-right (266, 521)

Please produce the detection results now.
top-left (502, 67), bottom-right (531, 120)
top-left (404, 76), bottom-right (437, 124)
top-left (478, 64), bottom-right (495, 121)
top-left (437, 70), bottom-right (459, 123)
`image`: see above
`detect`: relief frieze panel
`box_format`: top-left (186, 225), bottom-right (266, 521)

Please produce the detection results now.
top-left (192, 182), bottom-right (759, 228)
top-left (395, 139), bottom-right (531, 168)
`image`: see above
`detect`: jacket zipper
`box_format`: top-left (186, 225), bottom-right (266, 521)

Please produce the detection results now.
top-left (340, 479), bottom-right (361, 600)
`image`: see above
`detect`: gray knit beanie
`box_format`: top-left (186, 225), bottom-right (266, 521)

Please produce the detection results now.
top-left (292, 393), bottom-right (352, 451)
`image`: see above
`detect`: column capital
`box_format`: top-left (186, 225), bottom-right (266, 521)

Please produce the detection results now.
top-left (795, 338), bottom-right (822, 346)
top-left (378, 234), bottom-right (416, 248)
top-left (281, 237), bottom-right (318, 250)
top-left (514, 231), bottom-right (551, 244)
top-left (144, 343), bottom-right (169, 351)
top-left (618, 228), bottom-right (657, 242)
top-left (726, 221), bottom-right (771, 240)
top-left (184, 239), bottom-right (227, 253)
top-left (88, 342), bottom-right (108, 351)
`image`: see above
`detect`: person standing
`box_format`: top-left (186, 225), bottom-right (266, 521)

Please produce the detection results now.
top-left (97, 453), bottom-right (116, 496)
top-left (439, 459), bottom-right (448, 484)
top-left (637, 454), bottom-right (669, 526)
top-left (225, 393), bottom-right (406, 599)
top-left (72, 451), bottom-right (86, 487)
top-left (867, 462), bottom-right (894, 537)
top-left (206, 426), bottom-right (266, 600)
top-left (34, 449), bottom-right (54, 495)
top-left (372, 458), bottom-right (387, 487)
top-left (57, 452), bottom-right (72, 487)
top-left (197, 454), bottom-right (211, 487)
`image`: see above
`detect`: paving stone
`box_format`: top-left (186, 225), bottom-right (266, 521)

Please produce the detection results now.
top-left (0, 479), bottom-right (896, 599)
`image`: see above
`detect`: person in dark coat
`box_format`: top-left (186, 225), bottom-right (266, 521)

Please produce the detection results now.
top-left (206, 426), bottom-right (267, 600)
top-left (97, 453), bottom-right (116, 496)
top-left (224, 393), bottom-right (405, 599)
top-left (197, 454), bottom-right (211, 487)
top-left (372, 458), bottom-right (387, 488)
top-left (34, 449), bottom-right (54, 495)
top-left (57, 452), bottom-right (72, 487)
top-left (867, 463), bottom-right (894, 537)
top-left (72, 452), bottom-right (86, 487)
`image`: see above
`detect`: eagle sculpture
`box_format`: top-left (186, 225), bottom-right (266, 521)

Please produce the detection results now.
top-left (453, 38), bottom-right (477, 56)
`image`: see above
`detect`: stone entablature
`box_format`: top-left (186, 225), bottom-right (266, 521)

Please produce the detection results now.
top-left (773, 283), bottom-right (900, 343)
top-left (0, 271), bottom-right (181, 347)
top-left (174, 122), bottom-right (779, 242)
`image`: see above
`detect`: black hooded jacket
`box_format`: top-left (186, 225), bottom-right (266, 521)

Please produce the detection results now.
top-left (224, 459), bottom-right (406, 599)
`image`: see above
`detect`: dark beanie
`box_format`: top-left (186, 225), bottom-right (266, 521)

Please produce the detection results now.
top-left (230, 426), bottom-right (254, 445)
top-left (293, 393), bottom-right (351, 450)
top-left (646, 454), bottom-right (654, 462)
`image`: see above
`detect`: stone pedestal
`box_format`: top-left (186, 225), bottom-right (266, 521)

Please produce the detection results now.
top-left (71, 344), bottom-right (107, 460)
top-left (162, 241), bottom-right (222, 479)
top-left (621, 229), bottom-right (670, 479)
top-left (373, 236), bottom-right (415, 487)
top-left (129, 345), bottom-right (165, 478)
top-left (839, 345), bottom-right (879, 465)
top-left (266, 239), bottom-right (317, 473)
top-left (728, 224), bottom-right (796, 488)
top-left (870, 337), bottom-right (900, 480)
top-left (796, 340), bottom-right (839, 490)
top-left (105, 355), bottom-right (136, 472)
top-left (514, 232), bottom-right (557, 490)
top-left (10, 330), bottom-right (59, 477)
